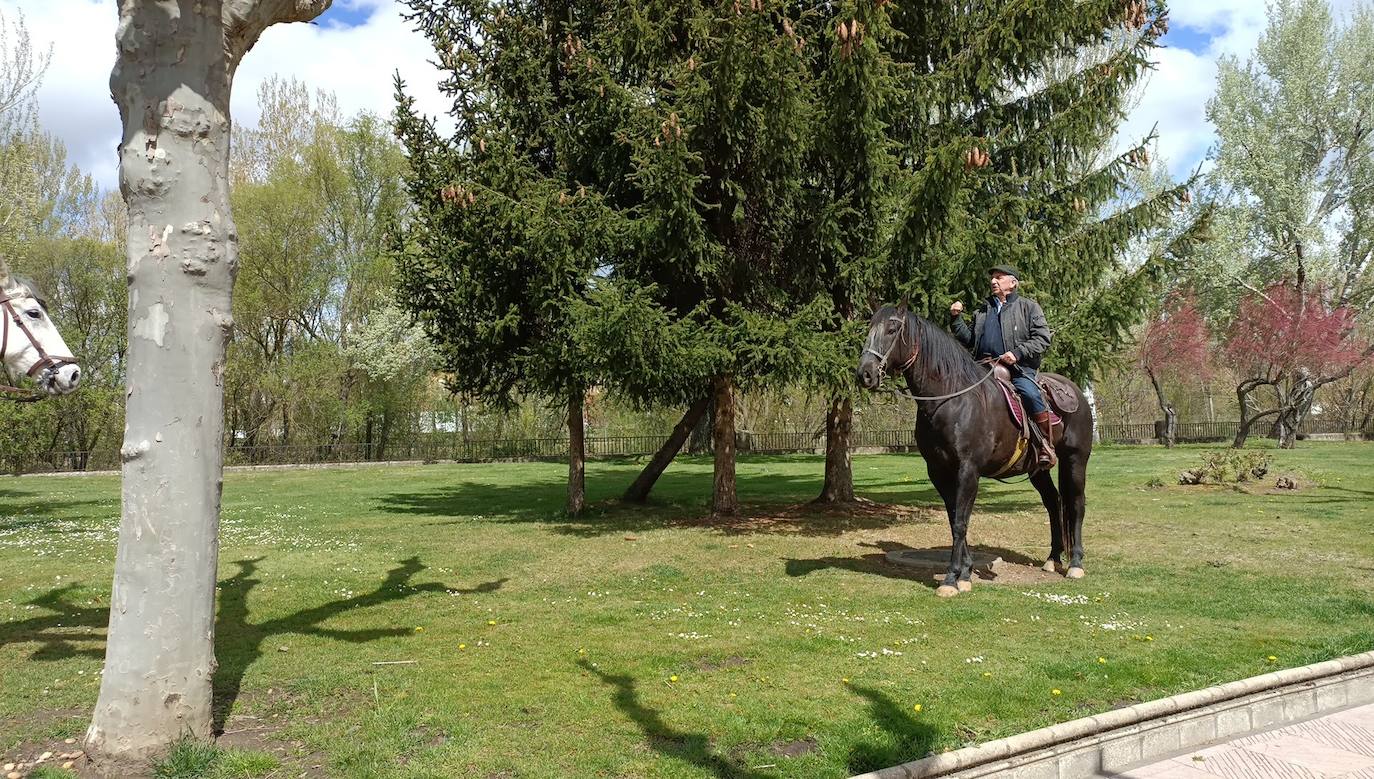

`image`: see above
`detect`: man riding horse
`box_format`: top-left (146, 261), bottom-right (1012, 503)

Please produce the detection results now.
top-left (949, 264), bottom-right (1056, 469)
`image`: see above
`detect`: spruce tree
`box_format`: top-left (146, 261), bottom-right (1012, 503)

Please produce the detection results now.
top-left (881, 0), bottom-right (1205, 383)
top-left (394, 0), bottom-right (621, 515)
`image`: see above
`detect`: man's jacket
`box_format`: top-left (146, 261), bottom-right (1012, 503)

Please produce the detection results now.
top-left (949, 293), bottom-right (1053, 372)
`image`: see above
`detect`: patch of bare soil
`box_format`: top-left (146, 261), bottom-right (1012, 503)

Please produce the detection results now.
top-left (974, 561), bottom-right (1065, 586)
top-left (693, 655), bottom-right (750, 672)
top-left (769, 737), bottom-right (819, 758)
top-left (683, 498), bottom-right (941, 536)
top-left (1, 739), bottom-right (90, 779)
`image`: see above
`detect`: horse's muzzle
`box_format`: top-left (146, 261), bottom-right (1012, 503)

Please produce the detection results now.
top-left (45, 363), bottom-right (81, 394)
top-left (856, 358), bottom-right (881, 390)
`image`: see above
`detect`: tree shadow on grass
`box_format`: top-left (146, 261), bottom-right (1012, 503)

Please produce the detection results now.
top-left (212, 556), bottom-right (505, 735)
top-left (0, 487), bottom-right (114, 534)
top-left (784, 541), bottom-right (1045, 588)
top-left (377, 464), bottom-right (1048, 539)
top-left (843, 683), bottom-right (940, 775)
top-left (0, 584), bottom-right (108, 661)
top-left (578, 659), bottom-right (767, 779)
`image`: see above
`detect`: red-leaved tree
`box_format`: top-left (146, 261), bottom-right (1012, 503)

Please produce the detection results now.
top-left (1137, 293), bottom-right (1211, 447)
top-left (1223, 282), bottom-right (1373, 448)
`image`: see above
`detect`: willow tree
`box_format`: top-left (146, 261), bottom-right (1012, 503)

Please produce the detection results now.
top-left (1203, 0), bottom-right (1374, 446)
top-left (88, 0), bottom-right (331, 766)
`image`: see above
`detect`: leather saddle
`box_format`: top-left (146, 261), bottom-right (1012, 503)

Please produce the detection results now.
top-left (989, 364), bottom-right (1071, 446)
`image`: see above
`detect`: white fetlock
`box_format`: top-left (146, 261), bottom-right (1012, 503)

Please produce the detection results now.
top-left (957, 580), bottom-right (972, 593)
top-left (935, 585), bottom-right (959, 598)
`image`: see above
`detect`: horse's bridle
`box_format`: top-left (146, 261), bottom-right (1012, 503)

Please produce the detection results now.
top-left (0, 290), bottom-right (78, 402)
top-left (863, 312), bottom-right (919, 380)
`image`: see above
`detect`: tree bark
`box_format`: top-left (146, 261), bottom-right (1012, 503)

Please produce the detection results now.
top-left (88, 0), bottom-right (331, 766)
top-left (567, 384), bottom-right (585, 515)
top-left (623, 394), bottom-right (710, 503)
top-left (1232, 381), bottom-right (1280, 448)
top-left (1147, 369), bottom-right (1176, 448)
top-left (711, 374), bottom-right (738, 516)
top-left (688, 395), bottom-right (714, 454)
top-left (814, 395), bottom-right (855, 504)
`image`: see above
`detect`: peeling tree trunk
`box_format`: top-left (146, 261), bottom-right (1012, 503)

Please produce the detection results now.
top-left (623, 394), bottom-right (710, 504)
top-left (814, 395), bottom-right (854, 504)
top-left (711, 374), bottom-right (738, 516)
top-left (567, 384), bottom-right (585, 516)
top-left (1083, 381), bottom-right (1099, 443)
top-left (88, 0), bottom-right (331, 767)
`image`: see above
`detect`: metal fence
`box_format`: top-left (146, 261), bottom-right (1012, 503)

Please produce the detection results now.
top-left (17, 419), bottom-right (1373, 474)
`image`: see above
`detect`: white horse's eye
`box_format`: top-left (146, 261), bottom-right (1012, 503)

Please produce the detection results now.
top-left (25, 309), bottom-right (42, 320)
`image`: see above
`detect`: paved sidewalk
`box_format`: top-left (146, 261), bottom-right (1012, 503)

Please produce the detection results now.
top-left (1118, 701), bottom-right (1374, 778)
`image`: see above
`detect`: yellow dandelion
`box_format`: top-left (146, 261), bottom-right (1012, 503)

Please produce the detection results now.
top-left (842, 677), bottom-right (850, 684)
top-left (670, 675), bottom-right (679, 682)
top-left (729, 692), bottom-right (737, 698)
top-left (578, 648), bottom-right (586, 655)
top-left (1097, 657), bottom-right (1107, 664)
top-left (1145, 635), bottom-right (1154, 641)
top-left (488, 619), bottom-right (497, 626)
top-left (912, 703), bottom-right (922, 713)
top-left (1267, 655), bottom-right (1278, 663)
top-left (459, 643), bottom-right (467, 650)
top-left (1051, 689), bottom-right (1062, 696)
top-left (982, 672), bottom-right (991, 678)
top-left (415, 626), bottom-right (424, 632)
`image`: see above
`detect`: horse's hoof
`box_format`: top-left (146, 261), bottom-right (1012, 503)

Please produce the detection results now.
top-left (1066, 567), bottom-right (1085, 579)
top-left (936, 585), bottom-right (959, 598)
top-left (957, 580), bottom-right (973, 593)
top-left (1042, 560), bottom-right (1059, 573)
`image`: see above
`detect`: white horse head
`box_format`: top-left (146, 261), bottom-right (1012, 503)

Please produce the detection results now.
top-left (0, 267), bottom-right (81, 397)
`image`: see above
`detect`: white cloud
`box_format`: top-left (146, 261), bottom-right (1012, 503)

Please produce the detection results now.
top-left (4, 0), bottom-right (450, 191)
top-left (1117, 45), bottom-right (1221, 179)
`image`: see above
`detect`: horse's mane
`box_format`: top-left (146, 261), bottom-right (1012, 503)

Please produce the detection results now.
top-left (907, 311), bottom-right (986, 387)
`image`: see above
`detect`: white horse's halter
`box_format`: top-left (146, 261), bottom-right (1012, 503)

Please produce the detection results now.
top-left (0, 286), bottom-right (78, 402)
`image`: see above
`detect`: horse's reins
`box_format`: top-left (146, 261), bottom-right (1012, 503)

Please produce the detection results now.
top-left (0, 290), bottom-right (77, 402)
top-left (866, 312), bottom-right (998, 403)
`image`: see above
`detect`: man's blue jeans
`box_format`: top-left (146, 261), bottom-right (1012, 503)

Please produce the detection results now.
top-left (1011, 372), bottom-right (1048, 415)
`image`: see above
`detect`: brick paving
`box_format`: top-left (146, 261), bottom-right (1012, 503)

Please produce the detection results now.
top-left (1118, 702), bottom-right (1374, 778)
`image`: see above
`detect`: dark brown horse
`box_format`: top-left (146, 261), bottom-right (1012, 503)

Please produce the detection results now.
top-left (856, 305), bottom-right (1093, 597)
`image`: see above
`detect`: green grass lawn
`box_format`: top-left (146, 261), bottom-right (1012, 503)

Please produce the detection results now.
top-left (2, 443), bottom-right (1373, 778)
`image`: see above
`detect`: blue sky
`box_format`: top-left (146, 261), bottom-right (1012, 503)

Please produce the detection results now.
top-left (7, 0), bottom-right (1313, 191)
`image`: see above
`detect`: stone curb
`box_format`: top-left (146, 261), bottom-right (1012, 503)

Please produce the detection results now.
top-left (852, 650), bottom-right (1374, 779)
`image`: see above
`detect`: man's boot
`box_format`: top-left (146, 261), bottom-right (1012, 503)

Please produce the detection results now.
top-left (1032, 410), bottom-right (1058, 469)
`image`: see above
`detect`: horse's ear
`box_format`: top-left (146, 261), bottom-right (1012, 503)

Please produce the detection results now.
top-left (0, 254), bottom-right (9, 287)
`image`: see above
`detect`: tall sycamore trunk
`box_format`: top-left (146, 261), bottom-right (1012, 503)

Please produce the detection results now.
top-left (815, 395), bottom-right (855, 504)
top-left (623, 394), bottom-right (710, 503)
top-left (711, 375), bottom-right (738, 516)
top-left (88, 0), bottom-right (330, 766)
top-left (567, 384), bottom-right (586, 515)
